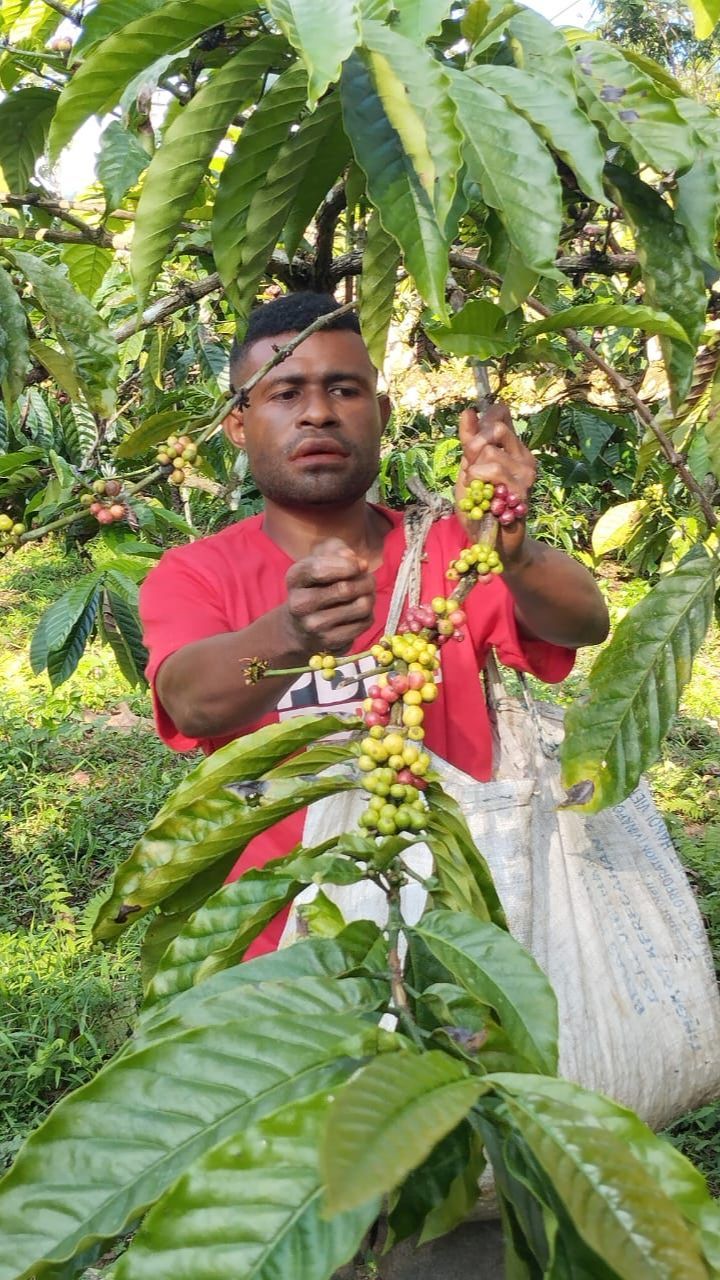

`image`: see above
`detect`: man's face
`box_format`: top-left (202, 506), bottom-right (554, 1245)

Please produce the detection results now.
top-left (224, 329), bottom-right (390, 508)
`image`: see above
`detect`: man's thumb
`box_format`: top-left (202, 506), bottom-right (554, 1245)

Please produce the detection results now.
top-left (459, 407), bottom-right (480, 448)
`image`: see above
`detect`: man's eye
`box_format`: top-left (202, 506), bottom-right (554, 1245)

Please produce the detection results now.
top-left (274, 389), bottom-right (298, 401)
top-left (331, 386), bottom-right (359, 397)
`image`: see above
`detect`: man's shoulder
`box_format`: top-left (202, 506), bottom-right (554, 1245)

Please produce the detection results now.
top-left (157, 513), bottom-right (264, 570)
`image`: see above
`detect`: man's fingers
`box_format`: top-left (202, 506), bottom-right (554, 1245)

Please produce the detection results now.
top-left (290, 575), bottom-right (376, 618)
top-left (288, 550), bottom-right (367, 589)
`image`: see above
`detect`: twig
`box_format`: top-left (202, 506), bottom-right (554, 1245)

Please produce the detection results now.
top-left (40, 0), bottom-right (78, 20)
top-left (450, 250), bottom-right (719, 530)
top-left (19, 300), bottom-right (359, 545)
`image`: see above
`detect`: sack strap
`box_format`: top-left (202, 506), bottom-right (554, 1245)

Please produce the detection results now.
top-left (385, 477), bottom-right (452, 636)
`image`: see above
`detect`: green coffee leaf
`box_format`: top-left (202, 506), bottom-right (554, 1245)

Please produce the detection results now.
top-left (0, 979), bottom-right (387, 1280)
top-left (506, 6), bottom-right (577, 94)
top-left (686, 0), bottom-right (720, 39)
top-left (8, 250), bottom-right (118, 417)
top-left (212, 63), bottom-right (308, 310)
top-left (573, 39), bottom-right (695, 175)
top-left (591, 500), bottom-right (651, 558)
top-left (675, 99), bottom-right (720, 268)
top-left (450, 69), bottom-right (562, 275)
top-left (113, 1094), bottom-right (379, 1280)
top-left (425, 298), bottom-right (522, 359)
top-left (46, 587), bottom-right (101, 687)
top-left (392, 0), bottom-right (453, 44)
top-left (0, 86), bottom-right (57, 192)
top-left (606, 166), bottom-right (706, 409)
top-left (103, 570), bottom-right (149, 687)
top-left (48, 0), bottom-right (259, 159)
top-left (131, 38), bottom-right (279, 305)
top-left (323, 1050), bottom-right (482, 1212)
top-left (282, 100), bottom-right (352, 259)
top-left (359, 210), bottom-right (400, 369)
top-left (561, 544), bottom-right (717, 811)
top-left (476, 65), bottom-right (604, 204)
top-left (96, 120), bottom-right (150, 210)
top-left (29, 572), bottom-right (104, 677)
top-left (425, 786), bottom-right (507, 927)
top-left (413, 909), bottom-right (557, 1074)
top-left (115, 408), bottom-right (197, 459)
top-left (387, 1121), bottom-right (484, 1248)
top-left (144, 870), bottom-right (301, 1005)
top-left (266, 0), bottom-right (361, 107)
top-left (61, 244), bottom-right (113, 299)
top-left (0, 263), bottom-right (29, 407)
top-left (523, 302), bottom-right (690, 346)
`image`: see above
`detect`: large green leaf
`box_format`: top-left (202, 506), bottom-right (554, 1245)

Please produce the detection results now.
top-left (0, 86), bottom-right (57, 192)
top-left (29, 572), bottom-right (104, 676)
top-left (102, 570), bottom-right (149, 687)
top-left (591, 500), bottom-right (651, 558)
top-left (322, 1049), bottom-right (482, 1212)
top-left (425, 786), bottom-right (507, 927)
top-left (144, 869), bottom-right (301, 1005)
top-left (60, 243), bottom-right (113, 300)
top-left (8, 251), bottom-right (118, 417)
top-left (114, 1094), bottom-right (379, 1280)
top-left (412, 910), bottom-right (558, 1074)
top-left (46, 588), bottom-right (101, 688)
top-left (340, 48), bottom-right (452, 316)
top-left (425, 298), bottom-right (522, 359)
top-left (0, 979), bottom-right (390, 1280)
top-left (392, 0), bottom-right (453, 43)
top-left (675, 99), bottom-right (720, 268)
top-left (211, 62), bottom-right (308, 309)
top-left (475, 65), bottom-right (604, 204)
top-left (115, 408), bottom-right (197, 459)
top-left (449, 69), bottom-right (562, 275)
top-left (482, 1079), bottom-right (711, 1279)
top-left (73, 0), bottom-right (168, 57)
top-left (561, 544), bottom-right (716, 811)
top-left (0, 264), bottom-right (29, 407)
top-left (685, 0), bottom-right (720, 39)
top-left (93, 769), bottom-right (358, 942)
top-left (523, 302), bottom-right (690, 346)
top-left (606, 166), bottom-right (706, 409)
top-left (48, 0), bottom-right (258, 160)
top-left (266, 0), bottom-right (361, 107)
top-left (359, 210), bottom-right (400, 369)
top-left (96, 120), bottom-right (150, 211)
top-left (486, 1074), bottom-right (720, 1272)
top-left (387, 1120), bottom-right (484, 1248)
top-left (131, 39), bottom-right (279, 305)
top-left (506, 6), bottom-right (577, 94)
top-left (573, 39), bottom-right (696, 175)
top-left (281, 100), bottom-right (352, 259)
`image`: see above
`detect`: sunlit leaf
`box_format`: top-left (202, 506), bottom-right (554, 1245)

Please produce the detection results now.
top-left (266, 0), bottom-right (361, 107)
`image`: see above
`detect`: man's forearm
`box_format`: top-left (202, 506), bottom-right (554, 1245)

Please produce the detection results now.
top-left (155, 605), bottom-right (311, 739)
top-left (502, 538), bottom-right (609, 648)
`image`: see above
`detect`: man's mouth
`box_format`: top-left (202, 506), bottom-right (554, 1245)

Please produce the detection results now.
top-left (290, 438), bottom-right (349, 462)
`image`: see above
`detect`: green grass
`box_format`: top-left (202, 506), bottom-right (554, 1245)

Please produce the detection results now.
top-left (0, 544), bottom-right (718, 1202)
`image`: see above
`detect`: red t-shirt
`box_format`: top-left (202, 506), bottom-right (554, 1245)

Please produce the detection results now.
top-left (140, 507), bottom-right (574, 954)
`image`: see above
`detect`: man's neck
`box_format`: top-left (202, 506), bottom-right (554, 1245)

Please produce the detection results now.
top-left (262, 496), bottom-right (391, 569)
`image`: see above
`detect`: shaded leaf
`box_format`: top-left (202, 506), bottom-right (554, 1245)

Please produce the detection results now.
top-left (0, 86), bottom-right (57, 192)
top-left (450, 69), bottom-right (562, 275)
top-left (322, 1050), bottom-right (481, 1212)
top-left (387, 1120), bottom-right (483, 1248)
top-left (114, 1094), bottom-right (379, 1280)
top-left (115, 409), bottom-right (197, 459)
top-left (0, 263), bottom-right (29, 407)
top-left (607, 166), bottom-right (706, 409)
top-left (29, 341), bottom-right (81, 401)
top-left (8, 250), bottom-right (118, 417)
top-left (359, 210), bottom-right (400, 369)
top-left (573, 38), bottom-right (696, 175)
top-left (29, 572), bottom-right (104, 676)
top-left (96, 120), bottom-right (150, 210)
top-left (413, 909), bottom-right (558, 1074)
top-left (591, 500), bottom-right (650, 558)
top-left (131, 38), bottom-right (279, 305)
top-left (103, 570), bottom-right (149, 686)
top-left (561, 544), bottom-right (716, 811)
top-left (266, 0), bottom-right (361, 107)
top-left (675, 99), bottom-right (720, 268)
top-left (46, 588), bottom-right (101, 687)
top-left (282, 100), bottom-right (352, 259)
top-left (425, 785), bottom-right (507, 927)
top-left (73, 0), bottom-right (167, 56)
top-left (425, 298), bottom-right (522, 359)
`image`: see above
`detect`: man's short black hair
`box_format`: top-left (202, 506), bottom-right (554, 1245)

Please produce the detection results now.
top-left (229, 291), bottom-right (361, 387)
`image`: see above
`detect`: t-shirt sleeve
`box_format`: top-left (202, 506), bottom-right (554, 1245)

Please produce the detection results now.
top-left (139, 549), bottom-right (232, 751)
top-left (472, 578), bottom-right (575, 684)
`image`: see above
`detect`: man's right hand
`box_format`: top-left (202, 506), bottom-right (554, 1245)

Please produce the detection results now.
top-left (284, 537), bottom-right (376, 656)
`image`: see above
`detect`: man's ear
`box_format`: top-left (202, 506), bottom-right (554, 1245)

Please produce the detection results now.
top-left (223, 404), bottom-right (245, 448)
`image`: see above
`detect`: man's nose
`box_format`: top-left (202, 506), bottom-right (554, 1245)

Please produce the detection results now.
top-left (298, 389), bottom-right (340, 427)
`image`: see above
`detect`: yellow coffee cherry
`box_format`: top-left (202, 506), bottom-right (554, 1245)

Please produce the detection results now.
top-left (384, 733), bottom-right (405, 756)
top-left (358, 755), bottom-right (375, 772)
top-left (421, 683), bottom-right (438, 702)
top-left (402, 705), bottom-right (424, 728)
top-left (407, 725), bottom-right (425, 741)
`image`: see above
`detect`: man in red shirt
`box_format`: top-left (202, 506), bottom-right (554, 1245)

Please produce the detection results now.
top-left (140, 292), bottom-right (609, 953)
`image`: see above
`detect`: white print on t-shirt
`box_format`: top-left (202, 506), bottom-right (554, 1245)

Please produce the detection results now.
top-left (276, 653), bottom-right (443, 720)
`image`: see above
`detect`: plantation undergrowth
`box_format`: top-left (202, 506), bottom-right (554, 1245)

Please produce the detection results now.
top-left (1, 541), bottom-right (718, 1195)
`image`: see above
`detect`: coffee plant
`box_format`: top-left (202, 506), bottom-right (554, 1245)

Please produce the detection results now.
top-left (1, 510), bottom-right (719, 1278)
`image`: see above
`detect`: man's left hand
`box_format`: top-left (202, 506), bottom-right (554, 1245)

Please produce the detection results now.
top-left (457, 402), bottom-right (537, 569)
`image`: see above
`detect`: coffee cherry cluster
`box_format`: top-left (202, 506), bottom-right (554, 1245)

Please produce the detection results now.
top-left (309, 652), bottom-right (339, 681)
top-left (156, 435), bottom-right (199, 486)
top-left (447, 542), bottom-right (502, 581)
top-left (80, 478), bottom-right (127, 525)
top-left (458, 478), bottom-right (496, 520)
top-left (488, 483), bottom-right (528, 526)
top-left (0, 513), bottom-right (26, 548)
top-left (357, 730), bottom-right (431, 835)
